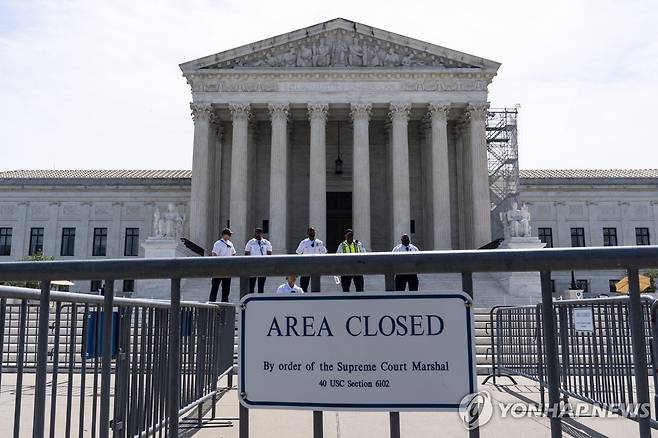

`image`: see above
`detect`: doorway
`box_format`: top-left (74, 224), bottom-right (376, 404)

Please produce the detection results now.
top-left (326, 192), bottom-right (352, 252)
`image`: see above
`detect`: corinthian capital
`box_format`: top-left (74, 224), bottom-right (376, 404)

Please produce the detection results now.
top-left (350, 103), bottom-right (372, 122)
top-left (190, 103), bottom-right (213, 124)
top-left (466, 102), bottom-right (490, 121)
top-left (428, 102), bottom-right (450, 120)
top-left (268, 103), bottom-right (290, 121)
top-left (388, 103), bottom-right (411, 122)
top-left (307, 103), bottom-right (329, 122)
top-left (228, 103), bottom-right (251, 121)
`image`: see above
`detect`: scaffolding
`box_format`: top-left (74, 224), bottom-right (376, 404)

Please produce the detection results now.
top-left (487, 107), bottom-right (520, 212)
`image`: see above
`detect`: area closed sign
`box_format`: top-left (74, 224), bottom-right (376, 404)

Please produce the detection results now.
top-left (238, 292), bottom-right (476, 411)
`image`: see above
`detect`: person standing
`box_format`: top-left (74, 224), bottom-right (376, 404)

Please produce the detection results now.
top-left (209, 228), bottom-right (236, 302)
top-left (336, 229), bottom-right (366, 292)
top-left (245, 227), bottom-right (272, 293)
top-left (295, 227), bottom-right (327, 292)
top-left (392, 233), bottom-right (419, 291)
top-left (276, 275), bottom-right (304, 293)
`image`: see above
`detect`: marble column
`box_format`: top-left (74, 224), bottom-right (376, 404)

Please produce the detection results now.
top-left (467, 102), bottom-right (492, 248)
top-left (350, 103), bottom-right (372, 249)
top-left (389, 103), bottom-right (411, 245)
top-left (268, 103), bottom-right (289, 253)
top-left (229, 103), bottom-right (251, 254)
top-left (428, 103), bottom-right (452, 249)
top-left (189, 103), bottom-right (214, 251)
top-left (308, 103), bottom-right (328, 241)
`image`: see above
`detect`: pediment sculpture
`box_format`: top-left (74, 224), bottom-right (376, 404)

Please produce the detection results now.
top-left (202, 29), bottom-right (478, 70)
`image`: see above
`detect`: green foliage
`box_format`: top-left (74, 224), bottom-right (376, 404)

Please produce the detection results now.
top-left (0, 251), bottom-right (55, 289)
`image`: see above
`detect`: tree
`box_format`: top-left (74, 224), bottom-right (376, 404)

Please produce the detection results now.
top-left (0, 251), bottom-right (55, 289)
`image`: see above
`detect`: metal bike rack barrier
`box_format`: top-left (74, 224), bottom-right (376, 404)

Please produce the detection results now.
top-left (489, 294), bottom-right (657, 437)
top-left (1, 245), bottom-right (658, 437)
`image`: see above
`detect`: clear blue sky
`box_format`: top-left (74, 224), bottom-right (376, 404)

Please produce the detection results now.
top-left (1, 0), bottom-right (656, 171)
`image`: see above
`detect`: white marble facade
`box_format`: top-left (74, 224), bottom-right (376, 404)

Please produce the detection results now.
top-left (182, 18), bottom-right (499, 254)
top-left (519, 170), bottom-right (658, 294)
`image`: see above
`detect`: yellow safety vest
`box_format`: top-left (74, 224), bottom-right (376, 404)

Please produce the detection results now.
top-left (341, 241), bottom-right (361, 253)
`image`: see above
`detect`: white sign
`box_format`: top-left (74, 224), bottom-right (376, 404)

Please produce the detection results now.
top-left (573, 308), bottom-right (594, 332)
top-left (238, 292), bottom-right (476, 411)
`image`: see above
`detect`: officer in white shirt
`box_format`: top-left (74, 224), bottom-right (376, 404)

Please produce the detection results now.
top-left (276, 275), bottom-right (304, 293)
top-left (244, 227), bottom-right (272, 293)
top-left (392, 233), bottom-right (420, 291)
top-left (295, 227), bottom-right (327, 292)
top-left (209, 228), bottom-right (236, 302)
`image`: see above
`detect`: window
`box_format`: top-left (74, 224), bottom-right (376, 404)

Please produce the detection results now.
top-left (122, 280), bottom-right (134, 293)
top-left (636, 227), bottom-right (651, 246)
top-left (609, 280), bottom-right (619, 293)
top-left (570, 228), bottom-right (585, 247)
top-left (410, 220), bottom-right (416, 234)
top-left (538, 228), bottom-right (553, 248)
top-left (124, 228), bottom-right (140, 256)
top-left (262, 220), bottom-right (269, 234)
top-left (90, 280), bottom-right (103, 293)
top-left (29, 227), bottom-right (44, 255)
top-left (602, 228), bottom-right (617, 247)
top-left (0, 228), bottom-right (11, 256)
top-left (60, 227), bottom-right (76, 256)
top-left (92, 228), bottom-right (108, 256)
top-left (575, 279), bottom-right (589, 293)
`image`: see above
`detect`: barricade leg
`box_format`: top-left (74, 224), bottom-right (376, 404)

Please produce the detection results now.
top-left (168, 278), bottom-right (182, 437)
top-left (310, 277), bottom-right (324, 437)
top-left (540, 271), bottom-right (562, 437)
top-left (627, 268), bottom-right (651, 438)
top-left (32, 280), bottom-right (52, 438)
top-left (462, 272), bottom-right (480, 438)
top-left (385, 274), bottom-right (401, 437)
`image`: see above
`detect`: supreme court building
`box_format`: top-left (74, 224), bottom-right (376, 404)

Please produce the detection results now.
top-left (181, 18), bottom-right (500, 253)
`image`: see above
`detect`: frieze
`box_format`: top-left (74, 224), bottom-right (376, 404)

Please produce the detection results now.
top-left (192, 77), bottom-right (490, 94)
top-left (0, 204), bottom-right (16, 219)
top-left (29, 204), bottom-right (48, 220)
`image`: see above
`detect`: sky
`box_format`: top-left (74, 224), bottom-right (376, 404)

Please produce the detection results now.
top-left (1, 0), bottom-right (657, 171)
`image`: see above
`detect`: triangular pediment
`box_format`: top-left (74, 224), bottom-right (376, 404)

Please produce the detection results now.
top-left (180, 18), bottom-right (500, 72)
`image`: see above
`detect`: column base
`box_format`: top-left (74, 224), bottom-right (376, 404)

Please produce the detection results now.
top-left (492, 237), bottom-right (546, 302)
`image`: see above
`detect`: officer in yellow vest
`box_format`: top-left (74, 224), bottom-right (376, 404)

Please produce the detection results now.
top-left (336, 229), bottom-right (366, 292)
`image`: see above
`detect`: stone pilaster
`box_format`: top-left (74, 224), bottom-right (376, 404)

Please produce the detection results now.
top-left (350, 103), bottom-right (372, 249)
top-left (428, 103), bottom-right (452, 249)
top-left (389, 103), bottom-right (411, 245)
top-left (229, 103), bottom-right (251, 253)
top-left (308, 103), bottom-right (328, 241)
top-left (467, 102), bottom-right (491, 248)
top-left (189, 103), bottom-right (215, 251)
top-left (268, 103), bottom-right (289, 253)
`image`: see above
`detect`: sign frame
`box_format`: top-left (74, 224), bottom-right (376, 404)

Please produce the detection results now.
top-left (238, 292), bottom-right (477, 411)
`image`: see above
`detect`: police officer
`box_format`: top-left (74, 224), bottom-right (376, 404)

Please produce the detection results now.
top-left (244, 227), bottom-right (272, 293)
top-left (295, 227), bottom-right (327, 292)
top-left (276, 275), bottom-right (304, 293)
top-left (336, 229), bottom-right (366, 292)
top-left (392, 233), bottom-right (419, 291)
top-left (209, 228), bottom-right (236, 302)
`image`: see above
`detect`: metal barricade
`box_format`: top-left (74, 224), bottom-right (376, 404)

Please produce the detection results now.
top-left (0, 285), bottom-right (235, 438)
top-left (489, 296), bottom-right (656, 429)
top-left (1, 246), bottom-right (658, 437)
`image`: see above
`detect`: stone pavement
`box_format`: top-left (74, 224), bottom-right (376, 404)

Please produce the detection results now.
top-left (194, 376), bottom-right (657, 438)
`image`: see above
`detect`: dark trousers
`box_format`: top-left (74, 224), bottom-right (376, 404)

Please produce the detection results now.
top-left (249, 277), bottom-right (266, 294)
top-left (341, 275), bottom-right (364, 292)
top-left (395, 274), bottom-right (419, 291)
top-left (300, 276), bottom-right (310, 292)
top-left (209, 277), bottom-right (232, 302)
